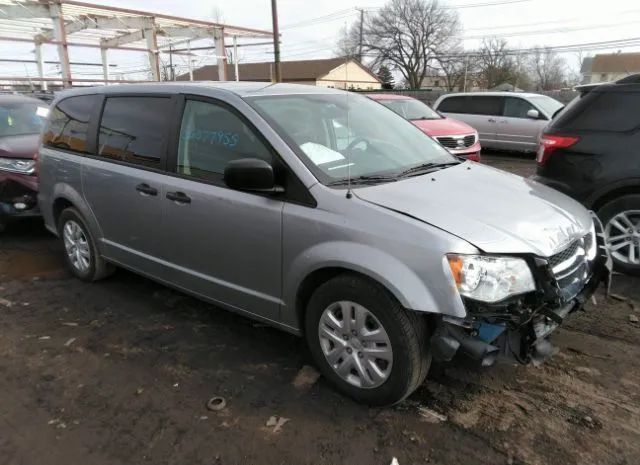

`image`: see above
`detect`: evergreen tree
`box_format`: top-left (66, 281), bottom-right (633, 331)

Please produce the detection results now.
top-left (377, 66), bottom-right (395, 89)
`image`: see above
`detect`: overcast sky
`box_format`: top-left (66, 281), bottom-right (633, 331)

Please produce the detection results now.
top-left (2, 0), bottom-right (640, 82)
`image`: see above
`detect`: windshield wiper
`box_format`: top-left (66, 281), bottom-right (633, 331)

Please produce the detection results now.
top-left (397, 161), bottom-right (460, 178)
top-left (326, 174), bottom-right (398, 187)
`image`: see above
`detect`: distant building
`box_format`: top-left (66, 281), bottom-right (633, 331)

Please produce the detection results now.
top-left (580, 53), bottom-right (640, 84)
top-left (177, 57), bottom-right (381, 90)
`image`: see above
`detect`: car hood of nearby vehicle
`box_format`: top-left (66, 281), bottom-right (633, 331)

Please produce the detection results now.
top-left (354, 162), bottom-right (592, 257)
top-left (0, 134), bottom-right (40, 159)
top-left (410, 117), bottom-right (476, 137)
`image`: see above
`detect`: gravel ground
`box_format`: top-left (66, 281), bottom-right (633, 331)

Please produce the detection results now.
top-left (1, 153), bottom-right (638, 465)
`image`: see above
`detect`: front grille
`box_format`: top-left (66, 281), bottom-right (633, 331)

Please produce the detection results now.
top-left (436, 134), bottom-right (476, 149)
top-left (548, 232), bottom-right (594, 300)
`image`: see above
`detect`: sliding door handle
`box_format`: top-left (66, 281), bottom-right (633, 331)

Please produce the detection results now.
top-left (166, 191), bottom-right (191, 204)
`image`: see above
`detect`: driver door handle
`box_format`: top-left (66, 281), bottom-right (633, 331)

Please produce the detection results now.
top-left (166, 191), bottom-right (191, 204)
top-left (135, 183), bottom-right (158, 196)
top-left (487, 118), bottom-right (497, 123)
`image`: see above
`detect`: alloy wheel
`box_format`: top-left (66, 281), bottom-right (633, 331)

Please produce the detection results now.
top-left (604, 210), bottom-right (640, 266)
top-left (63, 220), bottom-right (91, 273)
top-left (318, 301), bottom-right (393, 389)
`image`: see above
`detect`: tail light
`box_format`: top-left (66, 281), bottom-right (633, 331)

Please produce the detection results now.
top-left (537, 134), bottom-right (579, 166)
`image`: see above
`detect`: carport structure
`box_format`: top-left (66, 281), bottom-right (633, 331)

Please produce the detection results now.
top-left (0, 0), bottom-right (273, 89)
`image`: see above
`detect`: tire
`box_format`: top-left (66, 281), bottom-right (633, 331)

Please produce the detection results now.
top-left (597, 194), bottom-right (640, 276)
top-left (58, 207), bottom-right (114, 281)
top-left (304, 273), bottom-right (430, 406)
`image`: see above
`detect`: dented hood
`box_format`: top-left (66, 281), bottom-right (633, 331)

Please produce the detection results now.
top-left (354, 162), bottom-right (592, 257)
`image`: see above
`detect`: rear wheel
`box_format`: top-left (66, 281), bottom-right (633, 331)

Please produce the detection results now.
top-left (598, 194), bottom-right (640, 276)
top-left (58, 208), bottom-right (114, 281)
top-left (304, 274), bottom-right (430, 406)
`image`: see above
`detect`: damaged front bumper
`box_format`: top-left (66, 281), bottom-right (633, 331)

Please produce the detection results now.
top-left (0, 177), bottom-right (39, 224)
top-left (431, 216), bottom-right (613, 366)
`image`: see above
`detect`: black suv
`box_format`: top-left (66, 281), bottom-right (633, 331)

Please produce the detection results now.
top-left (532, 75), bottom-right (640, 275)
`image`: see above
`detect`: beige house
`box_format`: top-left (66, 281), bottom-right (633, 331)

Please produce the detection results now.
top-left (177, 57), bottom-right (381, 90)
top-left (581, 53), bottom-right (640, 84)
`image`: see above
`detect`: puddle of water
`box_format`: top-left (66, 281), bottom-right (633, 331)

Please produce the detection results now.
top-left (0, 249), bottom-right (68, 280)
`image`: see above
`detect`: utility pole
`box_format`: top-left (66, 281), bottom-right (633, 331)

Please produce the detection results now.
top-left (169, 44), bottom-right (174, 81)
top-left (271, 0), bottom-right (282, 82)
top-left (463, 55), bottom-right (468, 92)
top-left (357, 8), bottom-right (364, 62)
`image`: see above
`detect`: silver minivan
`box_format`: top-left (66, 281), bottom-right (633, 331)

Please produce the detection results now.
top-left (38, 83), bottom-right (609, 405)
top-left (433, 92), bottom-right (564, 152)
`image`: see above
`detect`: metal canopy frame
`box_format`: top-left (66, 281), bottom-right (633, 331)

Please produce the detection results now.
top-left (0, 0), bottom-right (273, 89)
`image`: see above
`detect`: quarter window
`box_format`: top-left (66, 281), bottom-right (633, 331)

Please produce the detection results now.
top-left (98, 97), bottom-right (171, 169)
top-left (43, 95), bottom-right (99, 154)
top-left (177, 100), bottom-right (272, 181)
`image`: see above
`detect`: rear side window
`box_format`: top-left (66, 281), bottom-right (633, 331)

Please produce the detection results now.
top-left (438, 96), bottom-right (502, 116)
top-left (176, 99), bottom-right (272, 181)
top-left (98, 97), bottom-right (171, 169)
top-left (43, 94), bottom-right (99, 154)
top-left (552, 91), bottom-right (640, 132)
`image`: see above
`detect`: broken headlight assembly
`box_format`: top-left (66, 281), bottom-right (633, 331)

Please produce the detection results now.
top-left (446, 254), bottom-right (536, 303)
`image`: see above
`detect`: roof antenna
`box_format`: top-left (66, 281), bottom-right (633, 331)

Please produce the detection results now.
top-left (345, 55), bottom-right (353, 199)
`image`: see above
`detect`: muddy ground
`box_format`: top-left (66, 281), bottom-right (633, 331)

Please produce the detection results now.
top-left (1, 153), bottom-right (639, 465)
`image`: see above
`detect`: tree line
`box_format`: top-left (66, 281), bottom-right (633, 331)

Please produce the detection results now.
top-left (337, 0), bottom-right (579, 91)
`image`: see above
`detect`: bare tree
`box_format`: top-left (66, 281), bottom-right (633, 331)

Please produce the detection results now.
top-left (435, 45), bottom-right (478, 91)
top-left (529, 47), bottom-right (566, 90)
top-left (338, 0), bottom-right (461, 89)
top-left (477, 38), bottom-right (515, 89)
top-left (335, 23), bottom-right (360, 59)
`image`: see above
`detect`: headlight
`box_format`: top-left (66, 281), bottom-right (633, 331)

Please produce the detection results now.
top-left (0, 158), bottom-right (36, 174)
top-left (446, 254), bottom-right (536, 303)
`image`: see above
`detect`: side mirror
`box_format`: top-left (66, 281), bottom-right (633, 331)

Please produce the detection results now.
top-left (526, 109), bottom-right (540, 119)
top-left (224, 158), bottom-right (283, 193)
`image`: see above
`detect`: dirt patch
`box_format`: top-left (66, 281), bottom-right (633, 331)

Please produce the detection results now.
top-left (0, 157), bottom-right (638, 465)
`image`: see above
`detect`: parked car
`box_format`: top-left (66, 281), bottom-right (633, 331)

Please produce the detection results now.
top-left (532, 75), bottom-right (640, 275)
top-left (38, 83), bottom-right (609, 405)
top-left (366, 94), bottom-right (481, 161)
top-left (433, 92), bottom-right (564, 153)
top-left (0, 94), bottom-right (49, 231)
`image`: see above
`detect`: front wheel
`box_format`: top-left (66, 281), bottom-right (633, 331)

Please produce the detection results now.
top-left (304, 274), bottom-right (430, 406)
top-left (598, 194), bottom-right (640, 276)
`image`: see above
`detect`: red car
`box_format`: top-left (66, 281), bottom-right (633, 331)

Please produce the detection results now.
top-left (0, 94), bottom-right (48, 231)
top-left (367, 94), bottom-right (481, 161)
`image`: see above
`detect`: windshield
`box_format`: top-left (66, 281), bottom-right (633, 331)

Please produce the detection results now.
top-left (0, 101), bottom-right (48, 138)
top-left (529, 95), bottom-right (564, 118)
top-left (247, 93), bottom-right (455, 184)
top-left (378, 98), bottom-right (441, 120)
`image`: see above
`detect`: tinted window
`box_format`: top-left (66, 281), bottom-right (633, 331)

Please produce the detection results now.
top-left (552, 91), bottom-right (640, 132)
top-left (437, 96), bottom-right (466, 113)
top-left (438, 95), bottom-right (501, 116)
top-left (98, 97), bottom-right (171, 168)
top-left (503, 97), bottom-right (536, 118)
top-left (43, 95), bottom-right (99, 153)
top-left (177, 100), bottom-right (272, 181)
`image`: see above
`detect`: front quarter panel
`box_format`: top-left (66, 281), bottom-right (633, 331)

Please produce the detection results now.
top-left (281, 185), bottom-right (479, 330)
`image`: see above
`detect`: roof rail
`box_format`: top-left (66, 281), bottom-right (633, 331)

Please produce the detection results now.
top-left (616, 74), bottom-right (640, 84)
